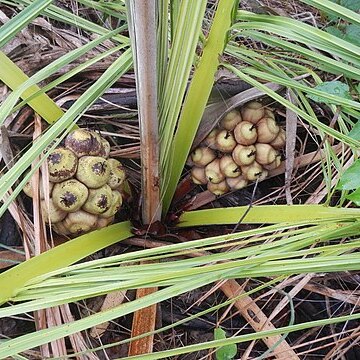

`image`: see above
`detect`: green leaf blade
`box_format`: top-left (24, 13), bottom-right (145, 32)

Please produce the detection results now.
top-left (344, 24), bottom-right (360, 46)
top-left (0, 0), bottom-right (52, 48)
top-left (0, 221), bottom-right (132, 304)
top-left (307, 81), bottom-right (352, 104)
top-left (348, 121), bottom-right (360, 140)
top-left (0, 51), bottom-right (64, 124)
top-left (346, 188), bottom-right (360, 205)
top-left (178, 205), bottom-right (360, 227)
top-left (215, 328), bottom-right (237, 360)
top-left (162, 0), bottom-right (237, 213)
top-left (337, 160), bottom-right (360, 190)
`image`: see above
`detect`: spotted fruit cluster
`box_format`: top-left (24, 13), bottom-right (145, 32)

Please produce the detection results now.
top-left (190, 101), bottom-right (285, 195)
top-left (24, 129), bottom-right (126, 236)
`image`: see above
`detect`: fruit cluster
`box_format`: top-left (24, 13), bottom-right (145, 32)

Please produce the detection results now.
top-left (190, 101), bottom-right (285, 195)
top-left (24, 129), bottom-right (126, 236)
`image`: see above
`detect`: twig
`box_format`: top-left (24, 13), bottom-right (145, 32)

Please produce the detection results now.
top-left (231, 178), bottom-right (259, 233)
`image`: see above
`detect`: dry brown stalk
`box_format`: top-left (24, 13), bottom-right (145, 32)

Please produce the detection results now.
top-left (89, 291), bottom-right (127, 338)
top-left (221, 279), bottom-right (299, 359)
top-left (128, 287), bottom-right (158, 356)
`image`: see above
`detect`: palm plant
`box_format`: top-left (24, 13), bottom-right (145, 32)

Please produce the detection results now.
top-left (0, 0), bottom-right (360, 358)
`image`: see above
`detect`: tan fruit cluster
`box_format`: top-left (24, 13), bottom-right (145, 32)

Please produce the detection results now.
top-left (23, 129), bottom-right (126, 236)
top-left (190, 101), bottom-right (285, 195)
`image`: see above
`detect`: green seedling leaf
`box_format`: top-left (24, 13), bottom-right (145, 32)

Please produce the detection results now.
top-left (337, 160), bottom-right (360, 190)
top-left (324, 24), bottom-right (360, 47)
top-left (214, 328), bottom-right (237, 360)
top-left (322, 0), bottom-right (359, 21)
top-left (325, 25), bottom-right (344, 38)
top-left (344, 24), bottom-right (360, 46)
top-left (307, 81), bottom-right (352, 104)
top-left (348, 121), bottom-right (360, 140)
top-left (346, 187), bottom-right (360, 206)
top-left (341, 0), bottom-right (360, 12)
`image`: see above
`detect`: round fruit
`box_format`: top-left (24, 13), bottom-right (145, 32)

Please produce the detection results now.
top-left (234, 121), bottom-right (257, 145)
top-left (23, 178), bottom-right (34, 198)
top-left (258, 169), bottom-right (269, 181)
top-left (215, 130), bottom-right (237, 153)
top-left (41, 199), bottom-right (67, 224)
top-left (96, 216), bottom-right (115, 229)
top-left (65, 129), bottom-right (103, 157)
top-left (63, 210), bottom-right (98, 235)
top-left (23, 175), bottom-right (54, 199)
top-left (226, 175), bottom-right (248, 190)
top-left (22, 128), bottom-right (127, 237)
top-left (52, 179), bottom-right (89, 212)
top-left (99, 190), bottom-right (123, 218)
top-left (264, 108), bottom-right (275, 119)
top-left (263, 156), bottom-right (282, 171)
top-left (207, 180), bottom-right (229, 195)
top-left (256, 117), bottom-right (280, 143)
top-left (191, 147), bottom-right (217, 167)
top-left (255, 143), bottom-right (278, 165)
top-left (241, 161), bottom-right (264, 181)
top-left (232, 144), bottom-right (256, 166)
top-left (190, 101), bottom-right (286, 191)
top-left (82, 184), bottom-right (112, 215)
top-left (220, 109), bottom-right (242, 130)
top-left (205, 159), bottom-right (225, 184)
top-left (191, 167), bottom-right (207, 185)
top-left (270, 128), bottom-right (286, 149)
top-left (51, 221), bottom-right (71, 236)
top-left (76, 156), bottom-right (110, 189)
top-left (203, 129), bottom-right (219, 149)
top-left (241, 101), bottom-right (265, 124)
top-left (99, 137), bottom-right (111, 158)
top-left (219, 155), bottom-right (241, 178)
top-left (107, 158), bottom-right (126, 189)
top-left (47, 147), bottom-right (78, 183)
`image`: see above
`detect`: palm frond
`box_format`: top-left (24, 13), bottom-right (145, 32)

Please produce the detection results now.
top-left (161, 0), bottom-right (238, 212)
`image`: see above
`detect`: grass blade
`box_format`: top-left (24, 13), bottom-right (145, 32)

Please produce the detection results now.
top-left (0, 51), bottom-right (64, 124)
top-left (235, 12), bottom-right (360, 66)
top-left (162, 0), bottom-right (237, 213)
top-left (0, 27), bottom-right (124, 125)
top-left (0, 0), bottom-right (52, 47)
top-left (0, 273), bottom-right (219, 358)
top-left (6, 0), bottom-right (129, 45)
top-left (300, 0), bottom-right (360, 25)
top-left (0, 221), bottom-right (132, 304)
top-left (159, 0), bottom-right (207, 168)
top-left (178, 205), bottom-right (360, 227)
